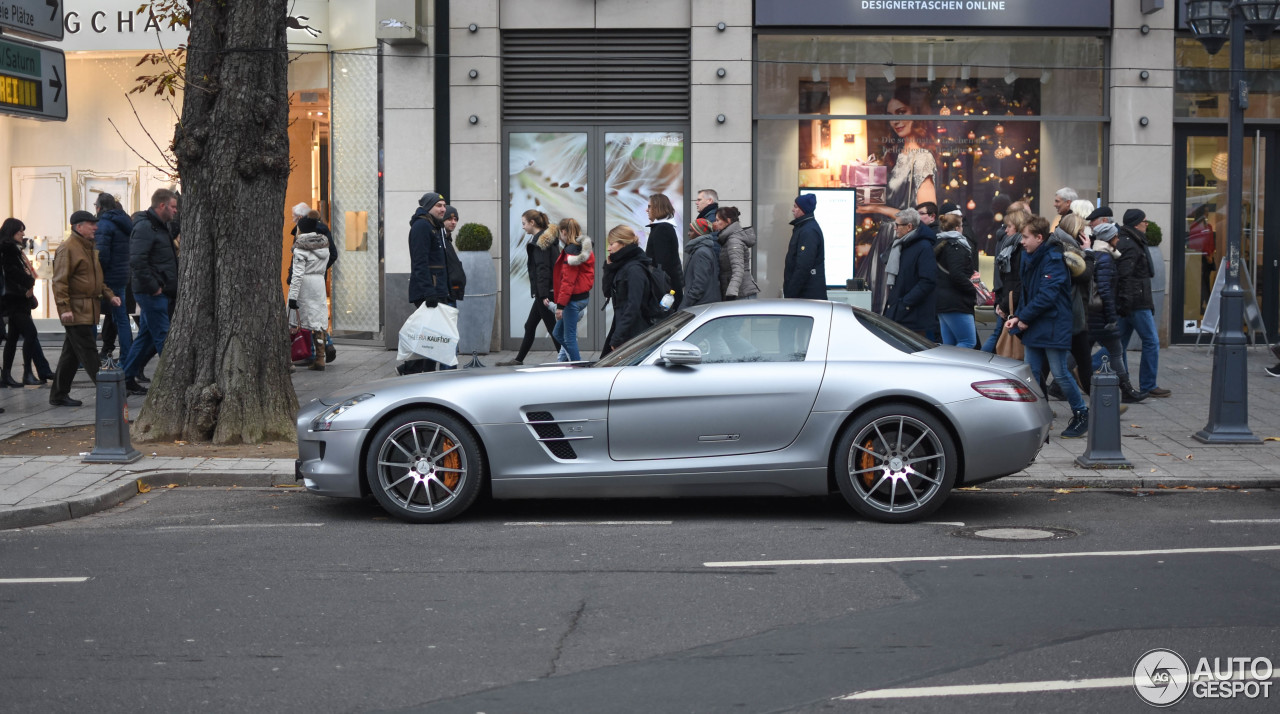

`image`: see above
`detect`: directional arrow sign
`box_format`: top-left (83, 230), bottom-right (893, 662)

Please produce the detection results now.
top-left (0, 0), bottom-right (65, 42)
top-left (0, 35), bottom-right (68, 121)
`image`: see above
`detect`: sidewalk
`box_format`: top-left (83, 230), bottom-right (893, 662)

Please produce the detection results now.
top-left (2, 336), bottom-right (1278, 529)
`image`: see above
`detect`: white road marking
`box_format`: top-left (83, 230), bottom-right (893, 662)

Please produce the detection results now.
top-left (0, 577), bottom-right (90, 584)
top-left (155, 523), bottom-right (326, 530)
top-left (704, 544), bottom-right (1280, 568)
top-left (1210, 519), bottom-right (1280, 524)
top-left (841, 676), bottom-right (1133, 699)
top-left (843, 672), bottom-right (1280, 700)
top-left (920, 522), bottom-right (965, 526)
top-left (504, 521), bottom-right (673, 526)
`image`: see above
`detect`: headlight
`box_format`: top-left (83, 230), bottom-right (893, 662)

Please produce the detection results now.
top-left (311, 394), bottom-right (375, 431)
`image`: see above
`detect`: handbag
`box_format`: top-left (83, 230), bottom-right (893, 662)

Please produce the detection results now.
top-left (289, 309), bottom-right (314, 362)
top-left (397, 303), bottom-right (460, 366)
top-left (995, 296), bottom-right (1024, 361)
top-left (27, 294), bottom-right (38, 310)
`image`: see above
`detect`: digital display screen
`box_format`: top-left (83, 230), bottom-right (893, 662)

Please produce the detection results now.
top-left (0, 74), bottom-right (41, 111)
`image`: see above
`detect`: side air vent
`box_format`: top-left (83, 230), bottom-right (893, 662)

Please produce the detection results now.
top-left (524, 410), bottom-right (586, 460)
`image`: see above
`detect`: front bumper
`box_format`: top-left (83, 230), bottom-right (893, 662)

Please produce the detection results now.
top-left (296, 427), bottom-right (369, 498)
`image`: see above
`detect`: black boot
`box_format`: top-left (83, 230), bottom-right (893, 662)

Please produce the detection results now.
top-left (1120, 376), bottom-right (1147, 403)
top-left (0, 371), bottom-right (20, 388)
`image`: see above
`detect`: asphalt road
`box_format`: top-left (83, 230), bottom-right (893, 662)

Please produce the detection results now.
top-left (2, 488), bottom-right (1279, 713)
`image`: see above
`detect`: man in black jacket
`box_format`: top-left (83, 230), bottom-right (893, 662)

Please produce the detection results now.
top-left (122, 188), bottom-right (179, 396)
top-left (1110, 208), bottom-right (1169, 397)
top-left (399, 192), bottom-right (453, 375)
top-left (783, 194), bottom-right (827, 299)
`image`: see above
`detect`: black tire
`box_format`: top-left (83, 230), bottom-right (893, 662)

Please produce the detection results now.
top-left (365, 409), bottom-right (485, 523)
top-left (834, 404), bottom-right (958, 523)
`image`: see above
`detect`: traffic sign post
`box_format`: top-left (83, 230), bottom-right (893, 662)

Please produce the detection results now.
top-left (0, 0), bottom-right (64, 42)
top-left (0, 34), bottom-right (66, 121)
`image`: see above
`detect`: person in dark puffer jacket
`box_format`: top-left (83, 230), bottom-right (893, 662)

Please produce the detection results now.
top-left (94, 193), bottom-right (135, 363)
top-left (1088, 223), bottom-right (1146, 403)
top-left (933, 212), bottom-right (977, 348)
top-left (601, 225), bottom-right (658, 355)
top-left (881, 207), bottom-right (936, 336)
top-left (121, 188), bottom-right (179, 396)
top-left (498, 210), bottom-right (561, 366)
top-left (681, 218), bottom-right (721, 307)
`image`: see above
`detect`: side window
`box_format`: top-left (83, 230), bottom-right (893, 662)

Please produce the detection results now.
top-left (684, 316), bottom-right (814, 363)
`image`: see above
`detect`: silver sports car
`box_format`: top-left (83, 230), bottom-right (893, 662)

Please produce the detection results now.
top-left (297, 300), bottom-right (1051, 524)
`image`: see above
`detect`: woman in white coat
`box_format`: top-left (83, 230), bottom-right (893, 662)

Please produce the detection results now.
top-left (288, 217), bottom-right (331, 370)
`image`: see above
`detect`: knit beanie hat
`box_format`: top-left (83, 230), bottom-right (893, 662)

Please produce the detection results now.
top-left (690, 218), bottom-right (712, 236)
top-left (419, 192), bottom-right (445, 209)
top-left (443, 205), bottom-right (459, 222)
top-left (794, 193), bottom-right (817, 215)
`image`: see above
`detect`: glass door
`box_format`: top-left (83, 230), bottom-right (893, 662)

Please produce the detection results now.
top-left (505, 128), bottom-right (687, 355)
top-left (1173, 129), bottom-right (1276, 344)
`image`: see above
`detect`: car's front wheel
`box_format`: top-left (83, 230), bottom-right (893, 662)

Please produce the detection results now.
top-left (834, 404), bottom-right (957, 523)
top-left (365, 409), bottom-right (485, 523)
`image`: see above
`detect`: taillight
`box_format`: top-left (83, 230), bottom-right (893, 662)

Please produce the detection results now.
top-left (971, 379), bottom-right (1038, 402)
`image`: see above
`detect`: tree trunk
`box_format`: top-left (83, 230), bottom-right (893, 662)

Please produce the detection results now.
top-left (132, 0), bottom-right (297, 445)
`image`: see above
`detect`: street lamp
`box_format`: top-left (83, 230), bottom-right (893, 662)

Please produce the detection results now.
top-left (1186, 0), bottom-right (1280, 444)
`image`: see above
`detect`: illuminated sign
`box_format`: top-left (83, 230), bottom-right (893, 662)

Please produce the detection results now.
top-left (0, 36), bottom-right (66, 121)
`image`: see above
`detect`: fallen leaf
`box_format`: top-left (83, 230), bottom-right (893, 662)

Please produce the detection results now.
top-left (165, 483), bottom-right (178, 489)
top-left (1150, 468), bottom-right (1157, 472)
top-left (137, 480), bottom-right (151, 493)
top-left (1174, 485), bottom-right (1195, 490)
top-left (1053, 489), bottom-right (1074, 494)
top-left (1157, 484), bottom-right (1170, 489)
top-left (1264, 437), bottom-right (1279, 442)
top-left (1205, 487), bottom-right (1219, 491)
top-left (1130, 424), bottom-right (1143, 428)
top-left (957, 487), bottom-right (982, 491)
top-left (1225, 485), bottom-right (1242, 490)
top-left (1186, 454), bottom-right (1194, 460)
top-left (1155, 453), bottom-right (1171, 456)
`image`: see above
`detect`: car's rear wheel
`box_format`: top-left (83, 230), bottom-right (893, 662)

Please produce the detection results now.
top-left (365, 409), bottom-right (485, 523)
top-left (835, 404), bottom-right (957, 523)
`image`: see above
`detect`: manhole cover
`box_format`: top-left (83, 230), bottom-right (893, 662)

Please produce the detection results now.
top-left (952, 526), bottom-right (1078, 541)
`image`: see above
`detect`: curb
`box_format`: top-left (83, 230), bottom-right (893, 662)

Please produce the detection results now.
top-left (0, 470), bottom-right (294, 531)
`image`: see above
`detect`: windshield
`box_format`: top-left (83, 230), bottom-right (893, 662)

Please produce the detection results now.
top-left (852, 307), bottom-right (935, 354)
top-left (593, 311), bottom-right (696, 367)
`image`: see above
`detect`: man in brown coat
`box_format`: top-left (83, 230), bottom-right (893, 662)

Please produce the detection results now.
top-left (50, 211), bottom-right (121, 407)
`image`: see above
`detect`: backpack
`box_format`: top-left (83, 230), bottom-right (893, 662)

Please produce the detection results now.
top-left (638, 261), bottom-right (671, 324)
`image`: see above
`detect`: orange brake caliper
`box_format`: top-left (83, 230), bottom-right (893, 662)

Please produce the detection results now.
top-left (439, 438), bottom-right (462, 489)
top-left (859, 439), bottom-right (878, 488)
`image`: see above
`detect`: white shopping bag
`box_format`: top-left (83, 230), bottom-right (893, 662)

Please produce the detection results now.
top-left (397, 303), bottom-right (460, 366)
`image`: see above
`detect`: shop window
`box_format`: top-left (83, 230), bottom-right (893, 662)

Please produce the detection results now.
top-left (1175, 37), bottom-right (1280, 120)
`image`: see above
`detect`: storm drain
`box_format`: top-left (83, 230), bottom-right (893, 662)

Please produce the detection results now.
top-left (952, 526), bottom-right (1078, 541)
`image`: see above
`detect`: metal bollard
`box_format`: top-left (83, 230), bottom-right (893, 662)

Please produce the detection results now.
top-left (1074, 356), bottom-right (1132, 469)
top-left (83, 360), bottom-right (142, 464)
top-left (465, 351), bottom-right (486, 368)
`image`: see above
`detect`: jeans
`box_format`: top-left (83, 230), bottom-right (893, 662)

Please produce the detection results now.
top-left (3, 308), bottom-right (53, 378)
top-left (552, 297), bottom-right (589, 361)
top-left (938, 312), bottom-right (977, 349)
top-left (1024, 345), bottom-right (1087, 413)
top-left (124, 293), bottom-right (170, 379)
top-left (981, 318), bottom-right (1002, 353)
top-left (1094, 308), bottom-right (1159, 392)
top-left (104, 282), bottom-right (133, 362)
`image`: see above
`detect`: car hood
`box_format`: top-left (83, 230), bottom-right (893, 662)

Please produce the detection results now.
top-left (314, 363), bottom-right (580, 405)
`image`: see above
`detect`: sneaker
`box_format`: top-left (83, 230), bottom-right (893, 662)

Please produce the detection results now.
top-left (125, 379), bottom-right (148, 396)
top-left (1146, 387), bottom-right (1171, 398)
top-left (495, 359), bottom-right (523, 367)
top-left (1061, 409), bottom-right (1089, 439)
top-left (1265, 364), bottom-right (1280, 378)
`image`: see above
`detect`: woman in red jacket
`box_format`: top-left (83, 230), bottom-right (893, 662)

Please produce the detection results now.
top-left (551, 218), bottom-right (595, 361)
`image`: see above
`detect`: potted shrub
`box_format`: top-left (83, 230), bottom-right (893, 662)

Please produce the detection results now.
top-left (454, 223), bottom-right (496, 354)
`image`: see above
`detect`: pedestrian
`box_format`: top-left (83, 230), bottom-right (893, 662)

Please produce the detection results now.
top-left (1112, 208), bottom-right (1170, 397)
top-left (121, 188), bottom-right (179, 396)
top-left (784, 194), bottom-right (827, 299)
top-left (1086, 205), bottom-right (1114, 230)
top-left (1053, 187), bottom-right (1078, 218)
top-left (1088, 222), bottom-right (1147, 402)
top-left (49, 211), bottom-right (121, 407)
top-left (881, 207), bottom-right (937, 337)
top-left (982, 208), bottom-right (1031, 354)
top-left (915, 202), bottom-right (938, 231)
top-left (442, 206), bottom-right (467, 306)
top-left (681, 218), bottom-right (721, 307)
top-left (1047, 213), bottom-right (1094, 398)
top-left (497, 210), bottom-right (560, 367)
top-left (1, 218), bottom-right (55, 387)
top-left (291, 202), bottom-right (336, 277)
top-left (644, 193), bottom-right (684, 310)
top-left (933, 212), bottom-right (978, 348)
top-left (601, 225), bottom-right (657, 355)
top-left (399, 191), bottom-right (455, 375)
top-left (550, 218), bottom-right (594, 362)
top-left (695, 188), bottom-right (719, 224)
top-left (287, 215), bottom-right (331, 371)
top-left (1267, 341), bottom-right (1280, 378)
top-left (93, 192), bottom-right (134, 365)
top-left (713, 206), bottom-right (759, 301)
top-left (1006, 216), bottom-right (1089, 438)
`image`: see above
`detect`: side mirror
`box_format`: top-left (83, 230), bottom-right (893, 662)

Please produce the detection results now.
top-left (658, 340), bottom-right (702, 366)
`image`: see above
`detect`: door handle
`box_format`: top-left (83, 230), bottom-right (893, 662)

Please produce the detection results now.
top-left (698, 434), bottom-right (741, 442)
